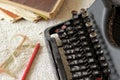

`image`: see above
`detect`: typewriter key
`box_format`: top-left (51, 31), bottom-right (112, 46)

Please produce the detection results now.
top-left (76, 25), bottom-right (83, 30)
top-left (82, 41), bottom-right (88, 46)
top-left (85, 22), bottom-right (93, 28)
top-left (66, 26), bottom-right (73, 31)
top-left (63, 44), bottom-right (73, 50)
top-left (71, 66), bottom-right (81, 72)
top-left (78, 30), bottom-right (84, 35)
top-left (78, 59), bottom-right (85, 64)
top-left (80, 36), bottom-right (86, 41)
top-left (84, 17), bottom-right (91, 23)
top-left (73, 20), bottom-right (80, 25)
top-left (81, 9), bottom-right (88, 18)
top-left (82, 71), bottom-right (89, 76)
top-left (71, 10), bottom-right (78, 16)
top-left (90, 32), bottom-right (97, 38)
top-left (88, 28), bottom-right (95, 33)
top-left (65, 49), bottom-right (75, 54)
top-left (84, 47), bottom-right (91, 52)
top-left (72, 41), bottom-right (81, 47)
top-left (69, 37), bottom-right (77, 42)
top-left (73, 15), bottom-right (79, 20)
top-left (74, 47), bottom-right (81, 52)
top-left (93, 70), bottom-right (101, 77)
top-left (88, 58), bottom-right (95, 63)
top-left (65, 21), bottom-right (71, 26)
top-left (61, 25), bottom-right (67, 30)
top-left (90, 64), bottom-right (98, 69)
top-left (81, 8), bottom-right (86, 13)
top-left (94, 44), bottom-right (101, 50)
top-left (86, 52), bottom-right (93, 57)
top-left (99, 56), bottom-right (106, 61)
top-left (96, 50), bottom-right (104, 55)
top-left (72, 72), bottom-right (82, 78)
top-left (92, 38), bottom-right (99, 44)
top-left (62, 39), bottom-right (69, 44)
top-left (81, 65), bottom-right (87, 70)
top-left (101, 62), bottom-right (108, 67)
top-left (67, 54), bottom-right (76, 60)
top-left (103, 68), bottom-right (111, 74)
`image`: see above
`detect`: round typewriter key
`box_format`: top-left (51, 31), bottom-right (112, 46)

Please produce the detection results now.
top-left (74, 47), bottom-right (81, 52)
top-left (76, 53), bottom-right (83, 58)
top-left (73, 20), bottom-right (80, 25)
top-left (66, 26), bottom-right (73, 31)
top-left (62, 39), bottom-right (69, 44)
top-left (101, 62), bottom-right (108, 67)
top-left (81, 65), bottom-right (87, 70)
top-left (94, 44), bottom-right (101, 50)
top-left (88, 58), bottom-right (95, 63)
top-left (84, 47), bottom-right (91, 52)
top-left (78, 59), bottom-right (84, 64)
top-left (84, 17), bottom-right (91, 23)
top-left (92, 38), bottom-right (99, 44)
top-left (67, 30), bottom-right (75, 35)
top-left (71, 10), bottom-right (78, 16)
top-left (69, 60), bottom-right (79, 66)
top-left (71, 66), bottom-right (80, 72)
top-left (88, 28), bottom-right (95, 33)
top-left (78, 31), bottom-right (84, 35)
top-left (90, 64), bottom-right (98, 69)
top-left (72, 72), bottom-right (82, 78)
top-left (80, 36), bottom-right (86, 41)
top-left (59, 32), bottom-right (67, 39)
top-left (69, 37), bottom-right (77, 42)
top-left (61, 25), bottom-right (67, 30)
top-left (65, 49), bottom-right (75, 54)
top-left (67, 54), bottom-right (76, 60)
top-left (72, 41), bottom-right (80, 47)
top-left (63, 44), bottom-right (72, 50)
top-left (96, 50), bottom-right (104, 55)
top-left (81, 8), bottom-right (86, 13)
top-left (73, 15), bottom-right (79, 20)
top-left (85, 22), bottom-right (93, 28)
top-left (90, 32), bottom-right (97, 38)
top-left (99, 56), bottom-right (106, 61)
top-left (76, 25), bottom-right (82, 30)
top-left (86, 52), bottom-right (93, 57)
top-left (82, 71), bottom-right (89, 76)
top-left (84, 77), bottom-right (92, 80)
top-left (65, 21), bottom-right (71, 26)
top-left (103, 68), bottom-right (111, 75)
top-left (82, 41), bottom-right (88, 46)
top-left (81, 10), bottom-right (88, 18)
top-left (93, 70), bottom-right (100, 77)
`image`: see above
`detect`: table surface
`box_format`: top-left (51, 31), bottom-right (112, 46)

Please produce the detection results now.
top-left (0, 0), bottom-right (95, 80)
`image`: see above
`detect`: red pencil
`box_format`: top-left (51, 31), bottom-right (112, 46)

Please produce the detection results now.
top-left (21, 43), bottom-right (40, 80)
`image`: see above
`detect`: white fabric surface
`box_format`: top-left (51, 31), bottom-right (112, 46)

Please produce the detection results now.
top-left (0, 0), bottom-right (95, 80)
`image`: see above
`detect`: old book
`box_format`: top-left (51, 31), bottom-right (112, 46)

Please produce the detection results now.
top-left (0, 7), bottom-right (22, 22)
top-left (0, 2), bottom-right (41, 22)
top-left (0, 0), bottom-right (64, 19)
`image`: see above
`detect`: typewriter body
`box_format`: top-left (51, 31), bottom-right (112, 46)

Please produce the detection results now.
top-left (45, 0), bottom-right (120, 80)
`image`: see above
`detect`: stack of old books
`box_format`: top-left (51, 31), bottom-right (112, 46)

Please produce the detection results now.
top-left (0, 0), bottom-right (64, 22)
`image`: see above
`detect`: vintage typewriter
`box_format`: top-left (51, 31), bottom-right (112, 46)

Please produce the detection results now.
top-left (44, 0), bottom-right (120, 80)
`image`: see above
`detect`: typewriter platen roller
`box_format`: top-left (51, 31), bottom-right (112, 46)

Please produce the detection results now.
top-left (45, 0), bottom-right (120, 80)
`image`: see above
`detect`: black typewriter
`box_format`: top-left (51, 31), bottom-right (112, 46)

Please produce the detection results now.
top-left (44, 0), bottom-right (120, 80)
